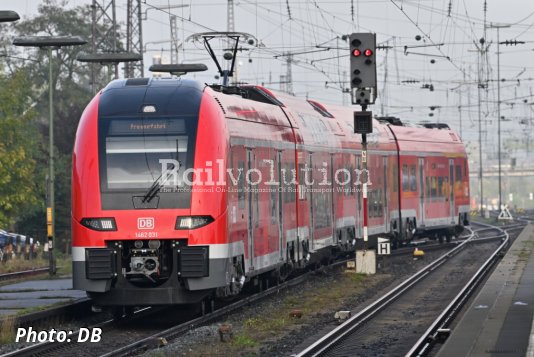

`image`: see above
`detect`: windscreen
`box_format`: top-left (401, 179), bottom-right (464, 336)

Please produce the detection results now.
top-left (98, 117), bottom-right (197, 209)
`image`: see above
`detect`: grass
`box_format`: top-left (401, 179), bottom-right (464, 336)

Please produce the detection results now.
top-left (517, 250), bottom-right (530, 261)
top-left (349, 272), bottom-right (367, 283)
top-left (54, 254), bottom-right (72, 276)
top-left (0, 316), bottom-right (16, 344)
top-left (185, 270), bottom-right (374, 356)
top-left (0, 254), bottom-right (72, 283)
top-left (0, 288), bottom-right (43, 293)
top-left (515, 240), bottom-right (534, 261)
top-left (231, 334), bottom-right (257, 348)
top-left (14, 299), bottom-right (74, 317)
top-left (0, 307), bottom-right (65, 345)
top-left (0, 257), bottom-right (48, 274)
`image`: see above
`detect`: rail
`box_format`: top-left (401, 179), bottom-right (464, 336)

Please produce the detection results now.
top-left (295, 224), bottom-right (506, 357)
top-left (405, 222), bottom-right (510, 356)
top-left (3, 260), bottom-right (347, 357)
top-left (0, 267), bottom-right (49, 282)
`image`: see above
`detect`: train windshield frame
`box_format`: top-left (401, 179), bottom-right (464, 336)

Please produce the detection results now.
top-left (98, 116), bottom-right (198, 210)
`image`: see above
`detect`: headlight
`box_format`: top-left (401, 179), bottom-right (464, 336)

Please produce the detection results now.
top-left (80, 218), bottom-right (117, 231)
top-left (148, 240), bottom-right (161, 249)
top-left (175, 216), bottom-right (214, 230)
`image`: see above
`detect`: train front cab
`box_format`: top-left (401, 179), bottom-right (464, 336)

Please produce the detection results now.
top-left (72, 79), bottom-right (235, 306)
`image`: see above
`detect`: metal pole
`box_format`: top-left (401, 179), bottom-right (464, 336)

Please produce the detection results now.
top-left (48, 47), bottom-right (56, 275)
top-left (478, 48), bottom-right (484, 217)
top-left (91, 1), bottom-right (96, 94)
top-left (138, 0), bottom-right (144, 77)
top-left (112, 0), bottom-right (118, 78)
top-left (458, 70), bottom-right (465, 139)
top-left (496, 27), bottom-right (502, 213)
top-left (362, 133), bottom-right (368, 245)
top-left (488, 23), bottom-right (511, 214)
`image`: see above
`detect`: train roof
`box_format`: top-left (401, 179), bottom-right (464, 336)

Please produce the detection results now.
top-left (207, 82), bottom-right (465, 153)
top-left (267, 87), bottom-right (464, 148)
top-left (98, 78), bottom-right (464, 152)
top-left (99, 77), bottom-right (204, 118)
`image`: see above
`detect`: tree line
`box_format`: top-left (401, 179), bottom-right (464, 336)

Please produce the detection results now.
top-left (0, 0), bottom-right (125, 253)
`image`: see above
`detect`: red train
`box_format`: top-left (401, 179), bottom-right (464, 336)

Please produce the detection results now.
top-left (72, 77), bottom-right (470, 307)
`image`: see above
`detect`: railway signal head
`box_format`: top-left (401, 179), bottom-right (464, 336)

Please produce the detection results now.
top-left (349, 33), bottom-right (377, 90)
top-left (354, 110), bottom-right (373, 134)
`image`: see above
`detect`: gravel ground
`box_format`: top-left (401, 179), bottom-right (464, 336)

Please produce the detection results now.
top-left (140, 221), bottom-right (522, 357)
top-left (3, 222), bottom-right (519, 356)
top-left (0, 306), bottom-right (113, 355)
top-left (140, 248), bottom-right (448, 357)
top-left (319, 240), bottom-right (501, 357)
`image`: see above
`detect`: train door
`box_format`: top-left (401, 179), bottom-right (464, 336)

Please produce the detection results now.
top-left (277, 151), bottom-right (284, 260)
top-left (308, 154), bottom-right (314, 251)
top-left (383, 156), bottom-right (388, 231)
top-left (419, 158), bottom-right (425, 226)
top-left (330, 154), bottom-right (336, 243)
top-left (449, 159), bottom-right (455, 220)
top-left (246, 149), bottom-right (254, 270)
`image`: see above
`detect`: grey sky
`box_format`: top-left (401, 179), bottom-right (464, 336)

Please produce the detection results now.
top-left (5, 0), bottom-right (534, 152)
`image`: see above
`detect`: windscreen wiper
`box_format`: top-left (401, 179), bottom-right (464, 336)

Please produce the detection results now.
top-left (142, 163), bottom-right (178, 203)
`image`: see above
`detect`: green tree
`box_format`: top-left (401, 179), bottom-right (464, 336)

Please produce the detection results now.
top-left (0, 0), bottom-right (121, 249)
top-left (0, 71), bottom-right (40, 229)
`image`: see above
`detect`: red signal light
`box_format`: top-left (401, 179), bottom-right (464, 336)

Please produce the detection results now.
top-left (364, 49), bottom-right (373, 57)
top-left (352, 49), bottom-right (361, 57)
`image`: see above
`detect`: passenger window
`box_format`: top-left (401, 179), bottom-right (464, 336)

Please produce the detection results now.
top-left (271, 183), bottom-right (277, 224)
top-left (238, 161), bottom-right (245, 209)
top-left (393, 164), bottom-right (398, 192)
top-left (402, 165), bottom-right (409, 192)
top-left (298, 163), bottom-right (307, 200)
top-left (456, 165), bottom-right (462, 182)
top-left (410, 165), bottom-right (417, 191)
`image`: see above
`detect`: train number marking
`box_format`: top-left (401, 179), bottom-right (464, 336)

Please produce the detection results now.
top-left (135, 231), bottom-right (158, 238)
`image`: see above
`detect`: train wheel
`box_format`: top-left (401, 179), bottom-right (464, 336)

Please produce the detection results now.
top-left (391, 232), bottom-right (399, 249)
top-left (125, 306), bottom-right (134, 317)
top-left (446, 234), bottom-right (452, 243)
top-left (201, 297), bottom-right (215, 316)
top-left (438, 234), bottom-right (444, 244)
top-left (259, 276), bottom-right (270, 291)
top-left (112, 306), bottom-right (123, 320)
top-left (279, 264), bottom-right (291, 282)
top-left (201, 300), bottom-right (207, 316)
top-left (112, 306), bottom-right (133, 320)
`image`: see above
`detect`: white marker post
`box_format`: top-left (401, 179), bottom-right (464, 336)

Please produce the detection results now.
top-left (354, 110), bottom-right (375, 274)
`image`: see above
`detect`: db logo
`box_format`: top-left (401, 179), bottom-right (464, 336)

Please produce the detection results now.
top-left (138, 217), bottom-right (155, 230)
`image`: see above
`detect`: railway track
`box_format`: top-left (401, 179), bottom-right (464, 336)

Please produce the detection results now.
top-left (405, 222), bottom-right (510, 356)
top-left (2, 222), bottom-right (519, 356)
top-left (0, 268), bottom-right (49, 282)
top-left (294, 222), bottom-right (514, 357)
top-left (2, 257), bottom-right (353, 357)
